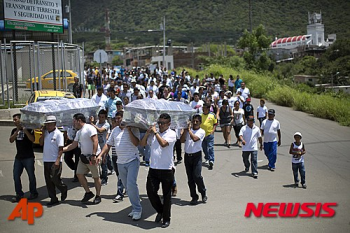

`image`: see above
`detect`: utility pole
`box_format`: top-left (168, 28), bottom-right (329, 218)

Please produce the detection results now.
top-left (162, 16), bottom-right (166, 70)
top-left (66, 0), bottom-right (73, 43)
top-left (249, 0), bottom-right (252, 33)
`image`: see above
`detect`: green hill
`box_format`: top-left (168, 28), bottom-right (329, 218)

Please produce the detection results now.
top-left (72, 0), bottom-right (350, 45)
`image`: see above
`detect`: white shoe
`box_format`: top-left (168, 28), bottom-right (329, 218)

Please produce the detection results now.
top-left (113, 194), bottom-right (123, 202)
top-left (128, 211), bottom-right (134, 217)
top-left (204, 160), bottom-right (209, 165)
top-left (132, 212), bottom-right (142, 221)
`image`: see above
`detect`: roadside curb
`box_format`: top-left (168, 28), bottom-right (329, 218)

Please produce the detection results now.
top-left (0, 120), bottom-right (14, 126)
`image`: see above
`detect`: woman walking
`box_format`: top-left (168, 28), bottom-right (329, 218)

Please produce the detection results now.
top-left (217, 99), bottom-right (233, 148)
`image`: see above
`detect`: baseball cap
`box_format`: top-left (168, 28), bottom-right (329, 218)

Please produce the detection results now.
top-left (294, 132), bottom-right (302, 138)
top-left (246, 98), bottom-right (251, 102)
top-left (44, 115), bottom-right (56, 124)
top-left (268, 109), bottom-right (275, 115)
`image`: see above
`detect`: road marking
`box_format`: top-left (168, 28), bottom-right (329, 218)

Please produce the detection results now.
top-left (0, 170), bottom-right (3, 177)
top-left (37, 160), bottom-right (43, 166)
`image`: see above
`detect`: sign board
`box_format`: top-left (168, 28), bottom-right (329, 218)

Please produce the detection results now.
top-left (93, 49), bottom-right (108, 63)
top-left (4, 0), bottom-right (63, 33)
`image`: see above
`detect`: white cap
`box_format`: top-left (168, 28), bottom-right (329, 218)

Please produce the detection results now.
top-left (294, 132), bottom-right (302, 138)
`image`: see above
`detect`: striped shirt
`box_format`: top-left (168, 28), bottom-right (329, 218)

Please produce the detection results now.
top-left (106, 126), bottom-right (140, 164)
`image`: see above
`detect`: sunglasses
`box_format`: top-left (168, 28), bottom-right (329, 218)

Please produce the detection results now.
top-left (157, 121), bottom-right (169, 125)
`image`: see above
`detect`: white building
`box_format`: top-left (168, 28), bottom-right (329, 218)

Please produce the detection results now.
top-left (270, 12), bottom-right (336, 50)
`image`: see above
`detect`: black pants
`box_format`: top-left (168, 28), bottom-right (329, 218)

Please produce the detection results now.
top-left (146, 168), bottom-right (174, 223)
top-left (64, 141), bottom-right (81, 176)
top-left (43, 162), bottom-right (67, 202)
top-left (184, 152), bottom-right (206, 199)
top-left (173, 139), bottom-right (182, 161)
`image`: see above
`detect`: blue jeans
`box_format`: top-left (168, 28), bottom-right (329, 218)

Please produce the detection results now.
top-left (242, 151), bottom-right (258, 174)
top-left (117, 158), bottom-right (142, 213)
top-left (202, 134), bottom-right (214, 162)
top-left (264, 141), bottom-right (277, 169)
top-left (138, 132), bottom-right (150, 162)
top-left (112, 156), bottom-right (124, 196)
top-left (292, 162), bottom-right (306, 184)
top-left (13, 157), bottom-right (38, 197)
top-left (100, 143), bottom-right (113, 182)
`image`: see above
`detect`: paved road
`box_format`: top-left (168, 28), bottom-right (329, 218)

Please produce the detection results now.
top-left (0, 98), bottom-right (349, 233)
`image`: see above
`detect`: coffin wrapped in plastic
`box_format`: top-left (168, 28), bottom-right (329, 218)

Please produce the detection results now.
top-left (123, 99), bottom-right (196, 130)
top-left (20, 98), bottom-right (100, 129)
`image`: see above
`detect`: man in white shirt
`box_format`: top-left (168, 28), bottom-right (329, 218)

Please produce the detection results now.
top-left (63, 113), bottom-right (102, 205)
top-left (146, 79), bottom-right (159, 96)
top-left (39, 115), bottom-right (67, 206)
top-left (190, 82), bottom-right (199, 96)
top-left (140, 113), bottom-right (176, 228)
top-left (190, 93), bottom-right (204, 113)
top-left (260, 109), bottom-right (281, 171)
top-left (180, 114), bottom-right (207, 205)
top-left (98, 113), bottom-right (142, 221)
top-left (239, 116), bottom-right (263, 178)
top-left (236, 82), bottom-right (250, 100)
top-left (147, 90), bottom-right (158, 100)
top-left (91, 86), bottom-right (108, 111)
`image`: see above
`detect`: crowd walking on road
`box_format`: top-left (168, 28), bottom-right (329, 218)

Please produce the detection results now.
top-left (10, 66), bottom-right (310, 229)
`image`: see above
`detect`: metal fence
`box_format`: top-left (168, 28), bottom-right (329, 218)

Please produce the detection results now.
top-left (0, 40), bottom-right (84, 108)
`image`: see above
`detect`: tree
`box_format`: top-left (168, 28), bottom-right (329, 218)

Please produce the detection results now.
top-left (237, 24), bottom-right (272, 71)
top-left (112, 56), bottom-right (123, 66)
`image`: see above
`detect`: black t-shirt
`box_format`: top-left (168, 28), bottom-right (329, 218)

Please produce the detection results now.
top-left (243, 103), bottom-right (254, 119)
top-left (73, 83), bottom-right (83, 98)
top-left (11, 128), bottom-right (34, 159)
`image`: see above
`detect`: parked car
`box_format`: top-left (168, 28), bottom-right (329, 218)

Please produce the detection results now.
top-left (26, 91), bottom-right (75, 144)
top-left (26, 70), bottom-right (78, 91)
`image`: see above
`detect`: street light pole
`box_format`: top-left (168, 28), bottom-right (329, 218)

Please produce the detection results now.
top-left (68, 0), bottom-right (72, 43)
top-left (163, 16), bottom-right (165, 70)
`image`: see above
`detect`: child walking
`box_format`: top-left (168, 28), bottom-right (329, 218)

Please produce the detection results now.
top-left (289, 132), bottom-right (307, 188)
top-left (256, 99), bottom-right (268, 126)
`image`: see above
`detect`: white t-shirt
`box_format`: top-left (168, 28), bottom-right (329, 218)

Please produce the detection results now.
top-left (43, 128), bottom-right (64, 162)
top-left (147, 128), bottom-right (176, 170)
top-left (261, 119), bottom-right (280, 142)
top-left (146, 85), bottom-right (159, 94)
top-left (184, 128), bottom-right (205, 154)
top-left (233, 108), bottom-right (245, 125)
top-left (147, 95), bottom-right (158, 100)
top-left (96, 120), bottom-right (110, 147)
top-left (228, 79), bottom-right (234, 88)
top-left (236, 87), bottom-right (250, 99)
top-left (239, 124), bottom-right (261, 151)
top-left (228, 97), bottom-right (236, 109)
top-left (75, 124), bottom-right (101, 155)
top-left (91, 93), bottom-right (108, 110)
top-left (190, 86), bottom-right (199, 96)
top-left (106, 127), bottom-right (140, 164)
top-left (257, 106), bottom-right (268, 118)
top-left (190, 100), bottom-right (204, 113)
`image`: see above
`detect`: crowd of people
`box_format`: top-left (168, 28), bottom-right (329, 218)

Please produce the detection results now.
top-left (10, 66), bottom-right (307, 228)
